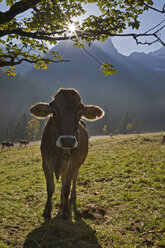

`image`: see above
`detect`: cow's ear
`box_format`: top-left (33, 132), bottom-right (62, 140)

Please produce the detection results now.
top-left (30, 103), bottom-right (52, 119)
top-left (82, 105), bottom-right (104, 121)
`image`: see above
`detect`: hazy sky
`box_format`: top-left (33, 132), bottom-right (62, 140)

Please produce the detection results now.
top-left (0, 0), bottom-right (164, 55)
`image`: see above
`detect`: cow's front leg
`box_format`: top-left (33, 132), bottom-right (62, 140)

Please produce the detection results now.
top-left (71, 168), bottom-right (79, 199)
top-left (61, 170), bottom-right (73, 220)
top-left (42, 161), bottom-right (55, 220)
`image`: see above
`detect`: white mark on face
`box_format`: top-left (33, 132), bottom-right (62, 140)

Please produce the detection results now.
top-left (56, 135), bottom-right (78, 149)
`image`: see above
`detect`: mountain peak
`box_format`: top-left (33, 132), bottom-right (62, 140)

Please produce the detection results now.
top-left (150, 46), bottom-right (165, 58)
top-left (49, 38), bottom-right (118, 57)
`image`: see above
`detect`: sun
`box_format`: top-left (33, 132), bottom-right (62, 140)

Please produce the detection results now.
top-left (68, 23), bottom-right (76, 33)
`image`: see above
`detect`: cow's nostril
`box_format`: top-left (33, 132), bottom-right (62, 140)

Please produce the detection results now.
top-left (56, 135), bottom-right (78, 149)
top-left (60, 137), bottom-right (76, 147)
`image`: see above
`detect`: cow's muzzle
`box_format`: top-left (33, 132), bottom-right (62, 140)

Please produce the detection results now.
top-left (56, 135), bottom-right (78, 149)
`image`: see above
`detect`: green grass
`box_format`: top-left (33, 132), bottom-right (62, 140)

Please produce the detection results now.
top-left (0, 133), bottom-right (165, 248)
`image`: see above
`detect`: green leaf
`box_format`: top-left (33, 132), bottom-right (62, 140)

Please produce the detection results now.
top-left (101, 62), bottom-right (116, 76)
top-left (5, 66), bottom-right (16, 76)
top-left (6, 0), bottom-right (14, 7)
top-left (73, 42), bottom-right (85, 49)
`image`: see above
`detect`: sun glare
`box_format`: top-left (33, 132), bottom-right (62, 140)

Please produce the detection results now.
top-left (68, 23), bottom-right (76, 33)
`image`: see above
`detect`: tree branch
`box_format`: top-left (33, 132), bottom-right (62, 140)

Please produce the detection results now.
top-left (144, 20), bottom-right (165, 34)
top-left (0, 0), bottom-right (41, 24)
top-left (0, 28), bottom-right (66, 38)
top-left (0, 55), bottom-right (70, 67)
top-left (153, 33), bottom-right (165, 46)
top-left (139, 0), bottom-right (165, 14)
top-left (1, 27), bottom-right (165, 43)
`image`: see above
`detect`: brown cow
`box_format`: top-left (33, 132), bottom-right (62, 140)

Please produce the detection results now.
top-left (1, 141), bottom-right (14, 149)
top-left (20, 140), bottom-right (29, 147)
top-left (30, 88), bottom-right (104, 220)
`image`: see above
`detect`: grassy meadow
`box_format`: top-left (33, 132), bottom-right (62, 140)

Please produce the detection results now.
top-left (0, 133), bottom-right (165, 248)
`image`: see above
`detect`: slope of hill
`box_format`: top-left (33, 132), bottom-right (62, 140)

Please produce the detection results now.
top-left (0, 70), bottom-right (46, 128)
top-left (130, 46), bottom-right (165, 72)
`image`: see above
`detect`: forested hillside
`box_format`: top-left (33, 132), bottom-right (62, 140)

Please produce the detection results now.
top-left (0, 70), bottom-right (47, 142)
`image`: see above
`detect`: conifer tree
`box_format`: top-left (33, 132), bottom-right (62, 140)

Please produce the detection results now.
top-left (20, 113), bottom-right (29, 139)
top-left (15, 121), bottom-right (22, 141)
top-left (119, 112), bottom-right (131, 134)
top-left (27, 118), bottom-right (39, 141)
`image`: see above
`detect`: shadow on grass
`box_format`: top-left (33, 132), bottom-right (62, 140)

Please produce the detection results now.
top-left (23, 199), bottom-right (102, 248)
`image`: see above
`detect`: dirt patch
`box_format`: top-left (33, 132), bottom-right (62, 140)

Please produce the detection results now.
top-left (80, 203), bottom-right (106, 223)
top-left (141, 138), bottom-right (154, 142)
top-left (128, 220), bottom-right (144, 233)
top-left (142, 237), bottom-right (155, 247)
top-left (94, 177), bottom-right (112, 183)
top-left (77, 179), bottom-right (91, 187)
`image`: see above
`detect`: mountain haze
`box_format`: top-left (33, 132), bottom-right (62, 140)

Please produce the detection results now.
top-left (0, 39), bottom-right (165, 133)
top-left (28, 39), bottom-right (165, 131)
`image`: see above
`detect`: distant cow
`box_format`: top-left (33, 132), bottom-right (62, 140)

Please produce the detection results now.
top-left (30, 88), bottom-right (104, 220)
top-left (1, 141), bottom-right (14, 149)
top-left (20, 140), bottom-right (29, 147)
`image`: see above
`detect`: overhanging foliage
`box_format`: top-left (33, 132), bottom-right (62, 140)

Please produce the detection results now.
top-left (0, 0), bottom-right (165, 75)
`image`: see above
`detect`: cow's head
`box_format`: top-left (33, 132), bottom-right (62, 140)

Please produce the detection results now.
top-left (30, 88), bottom-right (104, 149)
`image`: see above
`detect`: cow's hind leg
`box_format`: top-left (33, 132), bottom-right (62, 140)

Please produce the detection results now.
top-left (71, 168), bottom-right (79, 199)
top-left (42, 161), bottom-right (55, 220)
